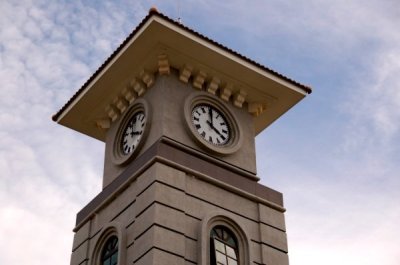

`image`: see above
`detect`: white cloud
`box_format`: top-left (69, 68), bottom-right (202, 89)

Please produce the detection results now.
top-left (0, 0), bottom-right (147, 264)
top-left (1, 1), bottom-right (399, 265)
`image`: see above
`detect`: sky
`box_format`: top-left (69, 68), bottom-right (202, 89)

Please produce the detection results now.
top-left (0, 0), bottom-right (399, 264)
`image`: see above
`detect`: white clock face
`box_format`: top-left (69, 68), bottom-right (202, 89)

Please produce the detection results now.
top-left (191, 104), bottom-right (230, 146)
top-left (121, 111), bottom-right (146, 155)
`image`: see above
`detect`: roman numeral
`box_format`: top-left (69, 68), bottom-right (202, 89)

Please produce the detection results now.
top-left (201, 107), bottom-right (206, 113)
top-left (195, 124), bottom-right (201, 129)
top-left (222, 129), bottom-right (228, 134)
top-left (193, 117), bottom-right (199, 121)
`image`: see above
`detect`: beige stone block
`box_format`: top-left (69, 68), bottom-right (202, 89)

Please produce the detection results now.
top-left (184, 194), bottom-right (219, 219)
top-left (70, 240), bottom-right (88, 265)
top-left (259, 204), bottom-right (286, 231)
top-left (90, 183), bottom-right (137, 234)
top-left (261, 244), bottom-right (289, 265)
top-left (72, 220), bottom-right (91, 251)
top-left (250, 240), bottom-right (263, 264)
top-left (135, 164), bottom-right (158, 195)
top-left (186, 176), bottom-right (259, 221)
top-left (126, 220), bottom-right (136, 247)
top-left (132, 225), bottom-right (155, 262)
top-left (260, 224), bottom-right (288, 252)
top-left (134, 161), bottom-right (185, 194)
top-left (133, 246), bottom-right (152, 265)
top-left (130, 203), bottom-right (157, 243)
top-left (184, 215), bottom-right (200, 240)
top-left (154, 162), bottom-right (186, 190)
top-left (184, 195), bottom-right (261, 241)
top-left (185, 237), bottom-right (197, 262)
top-left (87, 230), bottom-right (101, 262)
top-left (154, 203), bottom-right (186, 233)
top-left (113, 197), bottom-right (136, 227)
top-left (135, 248), bottom-right (185, 265)
top-left (125, 242), bottom-right (136, 264)
top-left (136, 182), bottom-right (185, 216)
top-left (132, 225), bottom-right (185, 262)
top-left (153, 225), bottom-right (185, 256)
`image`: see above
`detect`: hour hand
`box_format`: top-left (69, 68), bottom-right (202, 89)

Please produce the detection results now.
top-left (208, 108), bottom-right (213, 126)
top-left (130, 131), bottom-right (141, 136)
top-left (206, 121), bottom-right (223, 137)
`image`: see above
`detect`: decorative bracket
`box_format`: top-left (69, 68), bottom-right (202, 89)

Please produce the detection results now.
top-left (105, 104), bottom-right (120, 122)
top-left (113, 97), bottom-right (129, 113)
top-left (248, 102), bottom-right (266, 116)
top-left (220, 84), bottom-right (233, 102)
top-left (233, 89), bottom-right (247, 108)
top-left (96, 118), bottom-right (111, 129)
top-left (158, 54), bottom-right (170, 75)
top-left (140, 70), bottom-right (154, 88)
top-left (193, 70), bottom-right (207, 90)
top-left (179, 64), bottom-right (193, 83)
top-left (206, 77), bottom-right (220, 95)
top-left (121, 85), bottom-right (137, 104)
top-left (130, 78), bottom-right (146, 96)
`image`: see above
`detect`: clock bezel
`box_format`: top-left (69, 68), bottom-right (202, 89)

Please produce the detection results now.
top-left (183, 92), bottom-right (243, 155)
top-left (111, 99), bottom-right (151, 165)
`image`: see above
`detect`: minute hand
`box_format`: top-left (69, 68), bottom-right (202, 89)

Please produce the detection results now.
top-left (206, 121), bottom-right (225, 139)
top-left (209, 108), bottom-right (213, 126)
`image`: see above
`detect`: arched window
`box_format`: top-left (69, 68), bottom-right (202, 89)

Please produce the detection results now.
top-left (101, 235), bottom-right (118, 265)
top-left (210, 226), bottom-right (239, 265)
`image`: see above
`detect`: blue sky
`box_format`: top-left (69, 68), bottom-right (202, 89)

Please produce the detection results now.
top-left (1, 1), bottom-right (399, 264)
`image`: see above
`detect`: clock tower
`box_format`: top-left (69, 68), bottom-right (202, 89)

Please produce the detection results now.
top-left (54, 9), bottom-right (311, 265)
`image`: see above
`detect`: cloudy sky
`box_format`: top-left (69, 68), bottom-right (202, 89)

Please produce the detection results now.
top-left (1, 0), bottom-right (399, 264)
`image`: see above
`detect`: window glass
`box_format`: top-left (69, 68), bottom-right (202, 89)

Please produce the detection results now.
top-left (215, 240), bottom-right (226, 253)
top-left (216, 252), bottom-right (227, 265)
top-left (210, 226), bottom-right (238, 265)
top-left (226, 245), bottom-right (236, 259)
top-left (228, 257), bottom-right (238, 265)
top-left (101, 235), bottom-right (118, 265)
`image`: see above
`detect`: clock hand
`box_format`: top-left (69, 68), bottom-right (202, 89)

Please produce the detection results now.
top-left (130, 131), bottom-right (142, 136)
top-left (208, 107), bottom-right (213, 126)
top-left (206, 121), bottom-right (225, 139)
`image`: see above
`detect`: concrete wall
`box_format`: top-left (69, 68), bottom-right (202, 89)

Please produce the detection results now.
top-left (103, 72), bottom-right (257, 188)
top-left (70, 162), bottom-right (288, 265)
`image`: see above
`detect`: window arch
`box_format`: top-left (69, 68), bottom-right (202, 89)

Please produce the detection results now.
top-left (90, 223), bottom-right (126, 265)
top-left (101, 235), bottom-right (118, 265)
top-left (210, 226), bottom-right (239, 265)
top-left (199, 212), bottom-right (250, 265)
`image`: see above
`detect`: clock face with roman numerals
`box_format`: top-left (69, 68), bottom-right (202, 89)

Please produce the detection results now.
top-left (191, 104), bottom-right (231, 146)
top-left (121, 111), bottom-right (146, 155)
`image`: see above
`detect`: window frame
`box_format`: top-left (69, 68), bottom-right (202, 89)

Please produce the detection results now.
top-left (198, 212), bottom-right (250, 265)
top-left (90, 222), bottom-right (126, 265)
top-left (210, 226), bottom-right (239, 265)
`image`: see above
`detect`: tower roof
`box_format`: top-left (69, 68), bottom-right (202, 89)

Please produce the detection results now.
top-left (53, 10), bottom-right (311, 141)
